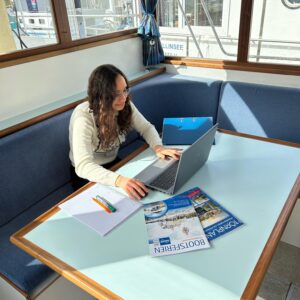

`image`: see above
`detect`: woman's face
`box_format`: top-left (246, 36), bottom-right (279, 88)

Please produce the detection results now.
top-left (112, 74), bottom-right (128, 112)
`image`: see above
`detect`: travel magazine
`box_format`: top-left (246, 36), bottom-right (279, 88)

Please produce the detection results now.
top-left (143, 197), bottom-right (210, 257)
top-left (175, 187), bottom-right (243, 240)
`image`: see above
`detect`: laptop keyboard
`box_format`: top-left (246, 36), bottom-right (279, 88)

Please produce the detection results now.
top-left (149, 161), bottom-right (179, 190)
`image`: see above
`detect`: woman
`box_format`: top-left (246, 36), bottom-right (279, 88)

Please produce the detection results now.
top-left (69, 64), bottom-right (180, 199)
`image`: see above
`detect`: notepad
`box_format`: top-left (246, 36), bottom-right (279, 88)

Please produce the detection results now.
top-left (162, 117), bottom-right (213, 145)
top-left (59, 184), bottom-right (142, 236)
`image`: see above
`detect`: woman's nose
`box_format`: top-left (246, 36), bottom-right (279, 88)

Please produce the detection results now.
top-left (119, 93), bottom-right (127, 101)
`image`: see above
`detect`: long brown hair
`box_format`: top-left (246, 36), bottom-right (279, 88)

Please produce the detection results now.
top-left (88, 64), bottom-right (132, 150)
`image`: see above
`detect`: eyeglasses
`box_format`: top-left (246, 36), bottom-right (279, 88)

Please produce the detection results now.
top-left (113, 87), bottom-right (130, 98)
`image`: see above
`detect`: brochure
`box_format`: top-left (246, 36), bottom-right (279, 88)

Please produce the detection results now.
top-left (59, 183), bottom-right (142, 236)
top-left (175, 187), bottom-right (243, 240)
top-left (143, 197), bottom-right (210, 257)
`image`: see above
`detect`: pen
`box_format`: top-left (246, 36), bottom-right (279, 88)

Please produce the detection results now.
top-left (92, 197), bottom-right (111, 213)
top-left (96, 195), bottom-right (117, 213)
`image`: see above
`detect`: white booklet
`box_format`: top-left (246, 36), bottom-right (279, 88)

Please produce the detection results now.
top-left (59, 183), bottom-right (142, 236)
top-left (143, 197), bottom-right (210, 257)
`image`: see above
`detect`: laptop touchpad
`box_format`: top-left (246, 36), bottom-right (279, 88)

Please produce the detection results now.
top-left (135, 158), bottom-right (175, 183)
top-left (153, 157), bottom-right (174, 168)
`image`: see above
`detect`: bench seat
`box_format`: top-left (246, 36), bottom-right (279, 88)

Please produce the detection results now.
top-left (217, 81), bottom-right (300, 143)
top-left (0, 183), bottom-right (74, 294)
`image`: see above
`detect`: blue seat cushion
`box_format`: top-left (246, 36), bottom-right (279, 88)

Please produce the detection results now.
top-left (0, 183), bottom-right (75, 294)
top-left (0, 111), bottom-right (73, 226)
top-left (131, 73), bottom-right (222, 133)
top-left (217, 81), bottom-right (300, 143)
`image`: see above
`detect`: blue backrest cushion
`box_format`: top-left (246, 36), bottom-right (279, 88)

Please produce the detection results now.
top-left (217, 81), bottom-right (300, 143)
top-left (0, 110), bottom-right (73, 226)
top-left (131, 73), bottom-right (222, 133)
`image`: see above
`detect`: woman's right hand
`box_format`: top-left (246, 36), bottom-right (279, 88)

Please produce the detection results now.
top-left (115, 175), bottom-right (149, 200)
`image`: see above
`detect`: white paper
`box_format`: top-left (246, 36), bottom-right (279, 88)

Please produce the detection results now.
top-left (59, 183), bottom-right (142, 236)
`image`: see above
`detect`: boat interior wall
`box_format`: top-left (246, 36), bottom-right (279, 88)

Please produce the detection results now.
top-left (0, 37), bottom-right (143, 123)
top-left (165, 64), bottom-right (300, 89)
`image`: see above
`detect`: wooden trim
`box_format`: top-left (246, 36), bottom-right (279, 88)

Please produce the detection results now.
top-left (218, 129), bottom-right (300, 298)
top-left (0, 273), bottom-right (30, 299)
top-left (0, 31), bottom-right (138, 69)
top-left (68, 29), bottom-right (137, 47)
top-left (10, 237), bottom-right (122, 300)
top-left (237, 0), bottom-right (253, 62)
top-left (241, 174), bottom-right (300, 300)
top-left (164, 58), bottom-right (300, 76)
top-left (10, 143), bottom-right (148, 300)
top-left (0, 67), bottom-right (166, 138)
top-left (129, 67), bottom-right (166, 86)
top-left (51, 0), bottom-right (72, 44)
top-left (218, 129), bottom-right (300, 148)
top-left (0, 99), bottom-right (84, 138)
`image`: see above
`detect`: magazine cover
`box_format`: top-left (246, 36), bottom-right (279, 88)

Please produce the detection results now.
top-left (176, 187), bottom-right (243, 241)
top-left (143, 197), bottom-right (210, 257)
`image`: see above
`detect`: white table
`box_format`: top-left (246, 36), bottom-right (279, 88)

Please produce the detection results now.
top-left (12, 132), bottom-right (300, 300)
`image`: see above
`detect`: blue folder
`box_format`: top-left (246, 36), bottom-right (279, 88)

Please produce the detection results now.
top-left (162, 117), bottom-right (213, 145)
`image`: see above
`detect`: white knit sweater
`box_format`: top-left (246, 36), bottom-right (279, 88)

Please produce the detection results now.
top-left (69, 101), bottom-right (162, 186)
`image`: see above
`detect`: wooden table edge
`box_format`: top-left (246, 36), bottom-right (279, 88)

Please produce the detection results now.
top-left (10, 143), bottom-right (148, 300)
top-left (10, 133), bottom-right (300, 300)
top-left (241, 174), bottom-right (300, 300)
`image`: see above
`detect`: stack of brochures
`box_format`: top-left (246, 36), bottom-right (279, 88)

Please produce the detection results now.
top-left (143, 187), bottom-right (243, 257)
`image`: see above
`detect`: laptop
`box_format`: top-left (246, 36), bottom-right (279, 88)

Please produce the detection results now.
top-left (134, 124), bottom-right (218, 194)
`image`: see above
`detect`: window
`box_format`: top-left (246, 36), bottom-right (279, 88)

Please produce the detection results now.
top-left (0, 0), bottom-right (141, 63)
top-left (65, 0), bottom-right (140, 40)
top-left (157, 0), bottom-right (242, 60)
top-left (185, 0), bottom-right (223, 26)
top-left (1, 0), bottom-right (299, 75)
top-left (158, 0), bottom-right (178, 28)
top-left (248, 0), bottom-right (300, 65)
top-left (1, 0), bottom-right (57, 55)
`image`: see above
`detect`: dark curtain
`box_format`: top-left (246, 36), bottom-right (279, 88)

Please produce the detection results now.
top-left (138, 0), bottom-right (165, 66)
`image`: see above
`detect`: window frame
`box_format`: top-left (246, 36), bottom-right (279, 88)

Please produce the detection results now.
top-left (1, 0), bottom-right (300, 76)
top-left (0, 0), bottom-right (138, 66)
top-left (163, 0), bottom-right (300, 76)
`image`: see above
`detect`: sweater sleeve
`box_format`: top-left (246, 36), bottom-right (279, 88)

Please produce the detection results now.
top-left (131, 102), bottom-right (162, 149)
top-left (71, 112), bottom-right (119, 186)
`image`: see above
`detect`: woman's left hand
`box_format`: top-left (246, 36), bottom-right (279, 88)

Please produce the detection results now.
top-left (154, 145), bottom-right (181, 160)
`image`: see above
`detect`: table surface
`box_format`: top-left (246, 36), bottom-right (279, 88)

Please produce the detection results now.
top-left (12, 132), bottom-right (300, 300)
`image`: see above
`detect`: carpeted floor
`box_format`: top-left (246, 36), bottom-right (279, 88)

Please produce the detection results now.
top-left (257, 241), bottom-right (300, 300)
